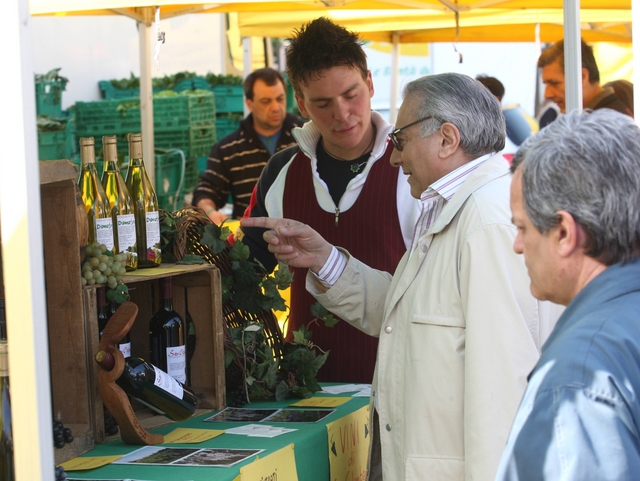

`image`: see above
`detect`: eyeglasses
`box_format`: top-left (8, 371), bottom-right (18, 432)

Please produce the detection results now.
top-left (388, 115), bottom-right (441, 152)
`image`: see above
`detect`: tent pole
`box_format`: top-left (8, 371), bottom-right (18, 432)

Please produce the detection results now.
top-left (1, 1), bottom-right (54, 479)
top-left (243, 37), bottom-right (252, 118)
top-left (389, 33), bottom-right (400, 124)
top-left (563, 0), bottom-right (582, 113)
top-left (633, 0), bottom-right (639, 124)
top-left (137, 7), bottom-right (155, 185)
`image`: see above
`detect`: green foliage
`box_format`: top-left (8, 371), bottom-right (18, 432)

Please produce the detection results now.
top-left (35, 68), bottom-right (68, 84)
top-left (310, 301), bottom-right (340, 328)
top-left (159, 209), bottom-right (327, 404)
top-left (36, 115), bottom-right (67, 132)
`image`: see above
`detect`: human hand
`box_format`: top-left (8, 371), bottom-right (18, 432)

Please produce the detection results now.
top-left (207, 209), bottom-right (228, 226)
top-left (241, 217), bottom-right (333, 273)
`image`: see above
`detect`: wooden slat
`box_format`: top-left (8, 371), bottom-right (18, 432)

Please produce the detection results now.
top-left (39, 160), bottom-right (78, 185)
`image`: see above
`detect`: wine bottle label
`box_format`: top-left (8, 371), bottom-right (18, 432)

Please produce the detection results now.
top-left (166, 345), bottom-right (187, 384)
top-left (145, 211), bottom-right (161, 250)
top-left (95, 217), bottom-right (115, 250)
top-left (116, 214), bottom-right (136, 252)
top-left (153, 365), bottom-right (184, 399)
top-left (118, 341), bottom-right (131, 359)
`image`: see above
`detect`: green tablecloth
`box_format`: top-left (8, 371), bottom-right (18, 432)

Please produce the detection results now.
top-left (66, 388), bottom-right (369, 481)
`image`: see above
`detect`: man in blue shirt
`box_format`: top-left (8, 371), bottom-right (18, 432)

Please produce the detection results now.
top-left (497, 108), bottom-right (640, 480)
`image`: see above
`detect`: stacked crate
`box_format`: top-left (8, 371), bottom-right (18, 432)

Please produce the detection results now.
top-left (36, 75), bottom-right (76, 161)
top-left (75, 93), bottom-right (216, 207)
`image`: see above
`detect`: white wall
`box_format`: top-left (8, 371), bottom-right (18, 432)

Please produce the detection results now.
top-left (31, 13), bottom-right (227, 109)
top-left (365, 41), bottom-right (540, 119)
top-left (431, 42), bottom-right (540, 117)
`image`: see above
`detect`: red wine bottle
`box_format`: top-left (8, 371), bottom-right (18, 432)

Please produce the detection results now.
top-left (110, 300), bottom-right (131, 359)
top-left (0, 300), bottom-right (14, 480)
top-left (149, 277), bottom-right (186, 384)
top-left (95, 350), bottom-right (196, 422)
top-left (97, 287), bottom-right (130, 358)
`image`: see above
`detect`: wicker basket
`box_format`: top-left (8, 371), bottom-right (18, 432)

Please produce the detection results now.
top-left (163, 207), bottom-right (285, 357)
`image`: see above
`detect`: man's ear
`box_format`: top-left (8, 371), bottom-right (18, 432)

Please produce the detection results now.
top-left (581, 67), bottom-right (591, 86)
top-left (295, 94), bottom-right (309, 118)
top-left (556, 210), bottom-right (584, 257)
top-left (245, 97), bottom-right (254, 113)
top-left (438, 123), bottom-right (461, 158)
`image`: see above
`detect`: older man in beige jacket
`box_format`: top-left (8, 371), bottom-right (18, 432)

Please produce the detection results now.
top-left (242, 73), bottom-right (559, 480)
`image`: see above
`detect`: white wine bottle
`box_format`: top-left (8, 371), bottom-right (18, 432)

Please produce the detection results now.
top-left (125, 133), bottom-right (161, 268)
top-left (101, 136), bottom-right (138, 271)
top-left (78, 137), bottom-right (114, 251)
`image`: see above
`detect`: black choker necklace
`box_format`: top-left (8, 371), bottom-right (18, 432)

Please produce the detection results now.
top-left (322, 124), bottom-right (377, 164)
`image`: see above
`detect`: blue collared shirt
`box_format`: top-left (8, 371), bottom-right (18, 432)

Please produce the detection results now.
top-left (495, 259), bottom-right (640, 481)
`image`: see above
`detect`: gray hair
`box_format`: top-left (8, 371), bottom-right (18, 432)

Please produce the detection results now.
top-left (511, 109), bottom-right (640, 266)
top-left (402, 73), bottom-right (506, 157)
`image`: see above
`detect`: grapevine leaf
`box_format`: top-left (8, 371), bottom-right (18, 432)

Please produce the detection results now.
top-left (275, 380), bottom-right (289, 402)
top-left (243, 323), bottom-right (262, 332)
top-left (229, 241), bottom-right (250, 261)
top-left (201, 224), bottom-right (226, 254)
top-left (176, 254), bottom-right (207, 265)
top-left (310, 301), bottom-right (328, 319)
top-left (323, 314), bottom-right (339, 328)
top-left (224, 349), bottom-right (235, 368)
top-left (218, 223), bottom-right (233, 240)
top-left (274, 262), bottom-right (294, 289)
top-left (246, 375), bottom-right (256, 386)
top-left (292, 325), bottom-right (313, 344)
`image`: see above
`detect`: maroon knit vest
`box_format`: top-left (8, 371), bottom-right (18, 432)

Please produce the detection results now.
top-left (282, 142), bottom-right (406, 383)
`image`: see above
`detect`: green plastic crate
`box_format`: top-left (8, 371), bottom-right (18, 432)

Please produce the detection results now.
top-left (98, 80), bottom-right (168, 99)
top-left (155, 120), bottom-right (216, 159)
top-left (155, 150), bottom-right (186, 212)
top-left (213, 85), bottom-right (244, 113)
top-left (36, 80), bottom-right (67, 118)
top-left (174, 77), bottom-right (212, 93)
top-left (215, 115), bottom-right (240, 140)
top-left (182, 157), bottom-right (200, 194)
top-left (75, 93), bottom-right (216, 150)
top-left (38, 130), bottom-right (66, 160)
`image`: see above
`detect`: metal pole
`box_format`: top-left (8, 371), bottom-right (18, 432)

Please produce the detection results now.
top-left (563, 0), bottom-right (582, 113)
top-left (138, 7), bottom-right (155, 184)
top-left (389, 33), bottom-right (400, 124)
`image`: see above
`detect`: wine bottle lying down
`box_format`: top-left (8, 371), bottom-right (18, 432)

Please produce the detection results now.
top-left (96, 350), bottom-right (197, 422)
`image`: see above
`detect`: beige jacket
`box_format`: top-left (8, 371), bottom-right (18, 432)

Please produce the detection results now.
top-left (307, 155), bottom-right (558, 480)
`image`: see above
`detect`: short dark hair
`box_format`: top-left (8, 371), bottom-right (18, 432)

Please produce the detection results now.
top-left (285, 17), bottom-right (368, 98)
top-left (537, 38), bottom-right (600, 84)
top-left (476, 75), bottom-right (505, 101)
top-left (604, 79), bottom-right (634, 116)
top-left (243, 68), bottom-right (286, 101)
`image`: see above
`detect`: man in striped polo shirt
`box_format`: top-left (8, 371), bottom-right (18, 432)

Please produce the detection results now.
top-left (193, 67), bottom-right (305, 224)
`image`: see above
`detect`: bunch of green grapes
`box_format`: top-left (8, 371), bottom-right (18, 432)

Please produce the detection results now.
top-left (80, 243), bottom-right (127, 289)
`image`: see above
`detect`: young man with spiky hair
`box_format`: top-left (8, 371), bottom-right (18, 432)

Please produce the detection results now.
top-left (242, 18), bottom-right (419, 385)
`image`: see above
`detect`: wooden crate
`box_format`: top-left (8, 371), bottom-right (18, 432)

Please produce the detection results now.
top-left (83, 264), bottom-right (226, 427)
top-left (40, 160), bottom-right (95, 465)
top-left (40, 161), bottom-right (225, 464)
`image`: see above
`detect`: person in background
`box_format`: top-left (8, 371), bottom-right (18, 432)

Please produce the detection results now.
top-left (241, 17), bottom-right (419, 385)
top-left (538, 38), bottom-right (631, 115)
top-left (242, 72), bottom-right (558, 480)
top-left (476, 74), bottom-right (538, 161)
top-left (496, 108), bottom-right (640, 480)
top-left (192, 68), bottom-right (305, 224)
top-left (603, 79), bottom-right (634, 117)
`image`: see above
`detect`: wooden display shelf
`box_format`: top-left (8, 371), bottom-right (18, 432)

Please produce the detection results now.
top-left (40, 160), bottom-right (225, 464)
top-left (84, 263), bottom-right (226, 444)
